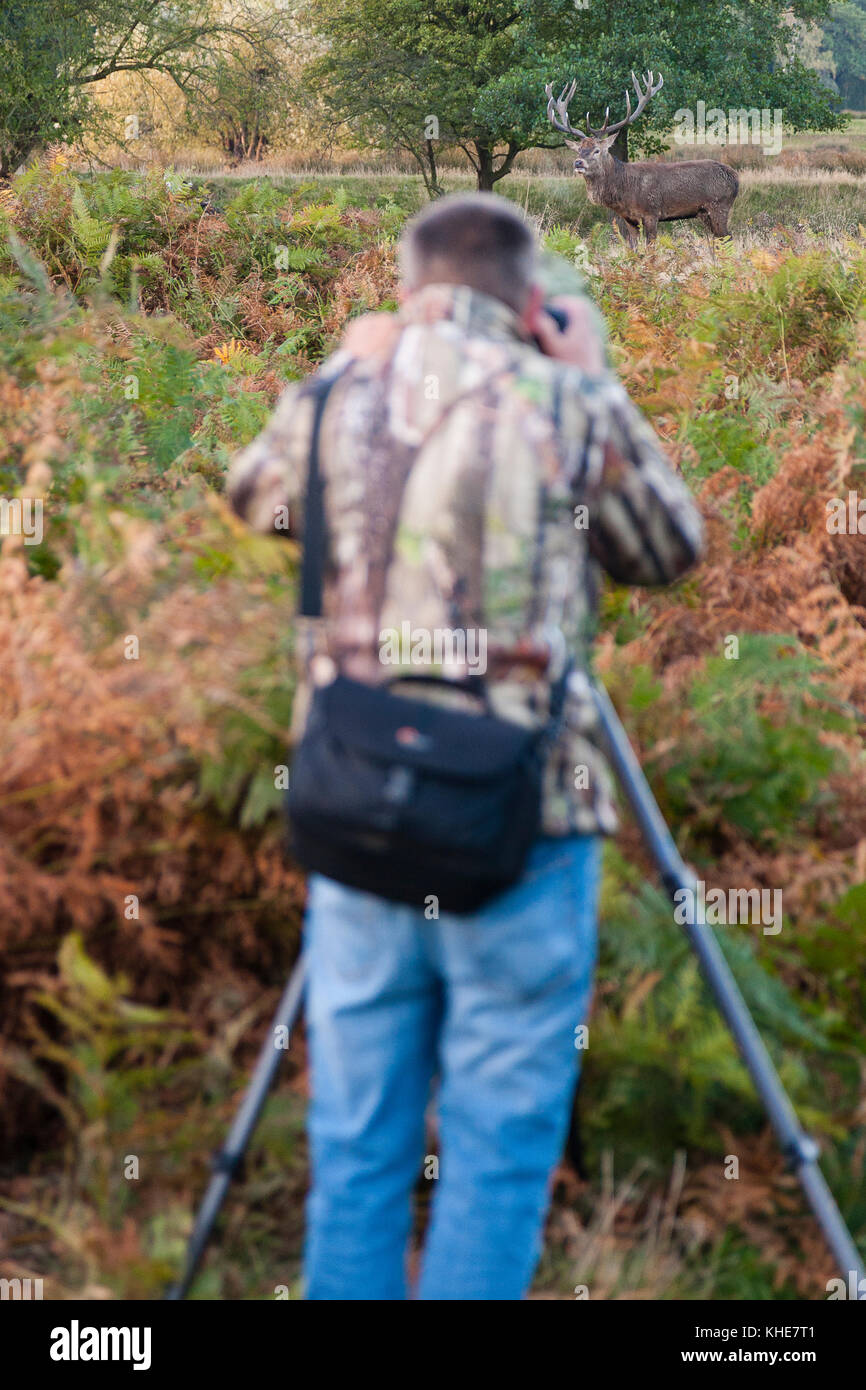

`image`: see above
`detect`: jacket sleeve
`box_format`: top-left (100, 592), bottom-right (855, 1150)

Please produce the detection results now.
top-left (578, 376), bottom-right (704, 587)
top-left (225, 380), bottom-right (316, 536)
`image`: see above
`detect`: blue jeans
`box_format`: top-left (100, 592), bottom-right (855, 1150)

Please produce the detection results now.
top-left (302, 835), bottom-right (601, 1300)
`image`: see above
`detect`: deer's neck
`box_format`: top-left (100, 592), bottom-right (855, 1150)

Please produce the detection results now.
top-left (586, 155), bottom-right (629, 207)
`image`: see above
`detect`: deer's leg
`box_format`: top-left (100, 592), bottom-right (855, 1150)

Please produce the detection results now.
top-left (614, 215), bottom-right (639, 249)
top-left (708, 204), bottom-right (732, 239)
top-left (642, 215), bottom-right (659, 244)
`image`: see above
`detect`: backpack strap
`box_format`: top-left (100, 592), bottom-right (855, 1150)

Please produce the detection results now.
top-left (300, 366), bottom-right (352, 619)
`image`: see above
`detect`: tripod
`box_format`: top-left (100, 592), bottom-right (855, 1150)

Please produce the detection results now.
top-left (167, 680), bottom-right (864, 1299)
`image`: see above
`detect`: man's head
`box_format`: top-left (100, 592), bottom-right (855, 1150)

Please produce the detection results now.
top-left (398, 193), bottom-right (540, 318)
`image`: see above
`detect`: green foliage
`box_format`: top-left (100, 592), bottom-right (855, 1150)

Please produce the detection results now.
top-left (681, 411), bottom-right (777, 495)
top-left (2, 931), bottom-right (306, 1295)
top-left (304, 0), bottom-right (580, 191)
top-left (69, 187), bottom-right (114, 270)
top-left (639, 636), bottom-right (848, 850)
top-left (696, 248), bottom-right (864, 382)
top-left (794, 883), bottom-right (866, 1042)
top-left (543, 224), bottom-right (590, 263)
top-left (0, 2), bottom-right (90, 177)
top-left (4, 933), bottom-right (194, 1166)
top-left (0, 1), bottom-right (289, 176)
top-left (692, 1230), bottom-right (802, 1300)
top-left (584, 856), bottom-right (831, 1167)
top-left (0, 168), bottom-right (404, 543)
top-left (823, 1), bottom-right (866, 107)
top-left (7, 162), bottom-right (201, 296)
top-left (305, 0), bottom-right (843, 194)
top-left (2, 165), bottom-right (865, 1300)
top-left (196, 633), bottom-right (296, 829)
top-left (133, 341), bottom-right (200, 469)
top-left (223, 179), bottom-right (288, 232)
top-left (181, 17), bottom-right (298, 162)
top-left (541, 0), bottom-right (843, 150)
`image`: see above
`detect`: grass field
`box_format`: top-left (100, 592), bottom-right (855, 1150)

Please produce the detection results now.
top-left (181, 166), bottom-right (866, 248)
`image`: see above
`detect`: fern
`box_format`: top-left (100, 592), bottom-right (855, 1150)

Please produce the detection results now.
top-left (641, 635), bottom-right (850, 848)
top-left (69, 187), bottom-right (114, 270)
top-left (587, 853), bottom-right (836, 1165)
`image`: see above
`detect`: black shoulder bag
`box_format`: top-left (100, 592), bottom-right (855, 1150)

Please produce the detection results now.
top-left (286, 368), bottom-right (570, 914)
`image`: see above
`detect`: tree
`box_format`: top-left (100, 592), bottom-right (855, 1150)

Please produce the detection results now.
top-left (0, 2), bottom-right (88, 177)
top-left (304, 45), bottom-right (450, 197)
top-left (304, 0), bottom-right (844, 194)
top-left (181, 15), bottom-right (299, 162)
top-left (822, 2), bottom-right (866, 108)
top-left (184, 53), bottom-right (286, 161)
top-left (541, 0), bottom-right (846, 163)
top-left (304, 0), bottom-right (569, 193)
top-left (0, 1), bottom-right (295, 178)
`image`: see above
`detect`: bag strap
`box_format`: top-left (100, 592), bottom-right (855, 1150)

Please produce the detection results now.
top-left (300, 366), bottom-right (351, 619)
top-left (543, 656), bottom-right (573, 747)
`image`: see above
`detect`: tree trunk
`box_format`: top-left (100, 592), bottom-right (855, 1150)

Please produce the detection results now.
top-left (611, 126), bottom-right (628, 163)
top-left (407, 138), bottom-right (443, 199)
top-left (472, 141), bottom-right (520, 191)
top-left (423, 137), bottom-right (442, 198)
top-left (474, 142), bottom-right (496, 191)
top-left (0, 133), bottom-right (41, 181)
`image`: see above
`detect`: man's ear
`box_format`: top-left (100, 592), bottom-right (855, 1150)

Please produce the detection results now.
top-left (519, 282), bottom-right (546, 336)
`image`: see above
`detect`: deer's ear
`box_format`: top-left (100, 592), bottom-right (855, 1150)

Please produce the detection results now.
top-left (601, 133), bottom-right (619, 151)
top-left (564, 138), bottom-right (582, 152)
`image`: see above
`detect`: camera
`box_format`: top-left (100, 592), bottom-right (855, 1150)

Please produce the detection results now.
top-left (544, 305), bottom-right (569, 332)
top-left (533, 302), bottom-right (570, 354)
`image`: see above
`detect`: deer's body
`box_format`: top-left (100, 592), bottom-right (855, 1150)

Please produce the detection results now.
top-left (546, 69), bottom-right (740, 249)
top-left (582, 153), bottom-right (739, 246)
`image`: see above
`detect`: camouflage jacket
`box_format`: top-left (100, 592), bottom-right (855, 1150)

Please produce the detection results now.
top-left (227, 283), bottom-right (704, 836)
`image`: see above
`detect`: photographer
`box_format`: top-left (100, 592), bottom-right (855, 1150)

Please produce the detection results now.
top-left (227, 192), bottom-right (703, 1300)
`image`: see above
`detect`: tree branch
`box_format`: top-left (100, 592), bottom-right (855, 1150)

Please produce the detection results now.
top-left (457, 140), bottom-right (480, 174)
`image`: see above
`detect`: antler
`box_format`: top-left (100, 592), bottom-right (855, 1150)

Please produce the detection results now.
top-left (586, 69), bottom-right (664, 138)
top-left (545, 78), bottom-right (587, 140)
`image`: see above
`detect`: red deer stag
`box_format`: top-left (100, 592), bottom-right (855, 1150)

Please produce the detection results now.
top-left (545, 71), bottom-right (739, 248)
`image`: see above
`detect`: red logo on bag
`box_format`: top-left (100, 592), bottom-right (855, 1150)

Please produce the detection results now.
top-left (395, 725), bottom-right (423, 747)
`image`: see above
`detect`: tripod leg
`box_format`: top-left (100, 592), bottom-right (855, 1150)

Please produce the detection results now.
top-left (589, 679), bottom-right (865, 1285)
top-left (564, 1078), bottom-right (588, 1181)
top-left (165, 955), bottom-right (307, 1300)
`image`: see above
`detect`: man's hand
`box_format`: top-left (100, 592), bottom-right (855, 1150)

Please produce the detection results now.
top-left (529, 295), bottom-right (606, 374)
top-left (342, 311), bottom-right (401, 360)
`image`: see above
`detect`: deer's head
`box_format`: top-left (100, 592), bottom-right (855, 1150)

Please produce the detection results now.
top-left (545, 70), bottom-right (664, 176)
top-left (567, 132), bottom-right (618, 176)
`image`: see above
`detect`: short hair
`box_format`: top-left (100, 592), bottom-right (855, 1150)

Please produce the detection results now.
top-left (398, 193), bottom-right (536, 312)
